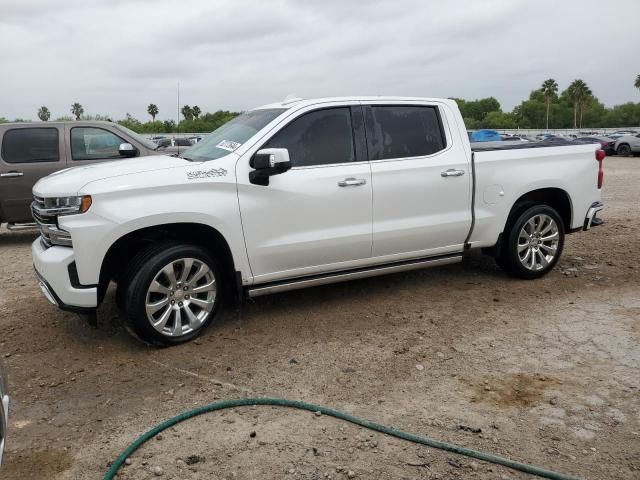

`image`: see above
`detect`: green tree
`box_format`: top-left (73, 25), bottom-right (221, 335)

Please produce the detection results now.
top-left (37, 106), bottom-right (50, 122)
top-left (481, 111), bottom-right (516, 129)
top-left (453, 97), bottom-right (501, 122)
top-left (192, 105), bottom-right (201, 119)
top-left (566, 79), bottom-right (592, 128)
top-left (71, 102), bottom-right (84, 120)
top-left (635, 74), bottom-right (640, 93)
top-left (147, 104), bottom-right (159, 121)
top-left (540, 79), bottom-right (558, 129)
top-left (181, 105), bottom-right (193, 120)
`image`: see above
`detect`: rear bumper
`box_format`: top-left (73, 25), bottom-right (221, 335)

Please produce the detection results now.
top-left (583, 201), bottom-right (604, 230)
top-left (32, 239), bottom-right (97, 311)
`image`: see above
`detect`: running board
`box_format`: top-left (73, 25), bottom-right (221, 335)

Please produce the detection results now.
top-left (247, 254), bottom-right (462, 298)
top-left (7, 222), bottom-right (38, 231)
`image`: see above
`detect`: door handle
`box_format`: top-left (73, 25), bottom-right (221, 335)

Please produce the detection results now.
top-left (338, 177), bottom-right (367, 187)
top-left (0, 171), bottom-right (24, 178)
top-left (441, 169), bottom-right (465, 177)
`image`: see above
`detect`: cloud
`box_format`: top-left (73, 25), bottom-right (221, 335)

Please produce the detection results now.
top-left (0, 0), bottom-right (638, 121)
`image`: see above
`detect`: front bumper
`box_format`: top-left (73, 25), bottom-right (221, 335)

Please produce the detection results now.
top-left (32, 239), bottom-right (98, 311)
top-left (584, 201), bottom-right (604, 230)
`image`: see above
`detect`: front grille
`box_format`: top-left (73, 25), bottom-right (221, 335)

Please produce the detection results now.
top-left (31, 196), bottom-right (72, 248)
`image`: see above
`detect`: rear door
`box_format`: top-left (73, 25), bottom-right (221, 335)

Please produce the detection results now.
top-left (237, 104), bottom-right (373, 284)
top-left (0, 125), bottom-right (65, 223)
top-left (365, 102), bottom-right (472, 259)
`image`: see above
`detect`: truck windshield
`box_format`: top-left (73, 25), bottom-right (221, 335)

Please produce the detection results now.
top-left (181, 108), bottom-right (286, 161)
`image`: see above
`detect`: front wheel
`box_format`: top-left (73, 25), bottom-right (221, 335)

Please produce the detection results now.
top-left (498, 205), bottom-right (565, 279)
top-left (124, 244), bottom-right (222, 346)
top-left (616, 144), bottom-right (631, 157)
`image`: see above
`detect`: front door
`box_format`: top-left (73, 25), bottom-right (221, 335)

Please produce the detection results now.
top-left (237, 105), bottom-right (373, 284)
top-left (64, 125), bottom-right (131, 167)
top-left (0, 126), bottom-right (65, 223)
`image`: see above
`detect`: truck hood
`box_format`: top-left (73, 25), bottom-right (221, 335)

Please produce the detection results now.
top-left (33, 155), bottom-right (191, 196)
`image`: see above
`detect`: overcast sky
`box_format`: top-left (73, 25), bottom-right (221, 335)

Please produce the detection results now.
top-left (1, 0), bottom-right (638, 121)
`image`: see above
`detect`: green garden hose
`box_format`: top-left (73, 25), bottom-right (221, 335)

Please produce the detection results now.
top-left (104, 397), bottom-right (580, 480)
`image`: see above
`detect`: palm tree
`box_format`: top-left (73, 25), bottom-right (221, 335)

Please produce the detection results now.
top-left (181, 105), bottom-right (193, 120)
top-left (147, 104), bottom-right (159, 121)
top-left (37, 106), bottom-right (50, 122)
top-left (566, 80), bottom-right (593, 129)
top-left (635, 74), bottom-right (640, 93)
top-left (71, 102), bottom-right (84, 120)
top-left (192, 105), bottom-right (201, 119)
top-left (540, 79), bottom-right (558, 130)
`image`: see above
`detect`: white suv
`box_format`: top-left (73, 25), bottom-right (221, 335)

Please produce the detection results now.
top-left (614, 133), bottom-right (640, 156)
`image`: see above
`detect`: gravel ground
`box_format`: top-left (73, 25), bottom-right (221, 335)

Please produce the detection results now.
top-left (0, 157), bottom-right (638, 480)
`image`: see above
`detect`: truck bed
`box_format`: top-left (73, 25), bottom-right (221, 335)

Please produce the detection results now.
top-left (470, 138), bottom-right (575, 151)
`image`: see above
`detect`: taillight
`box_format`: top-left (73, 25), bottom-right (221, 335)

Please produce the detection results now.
top-left (595, 149), bottom-right (604, 188)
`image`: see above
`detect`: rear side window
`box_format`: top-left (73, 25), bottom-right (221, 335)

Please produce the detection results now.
top-left (1, 128), bottom-right (59, 163)
top-left (71, 127), bottom-right (125, 160)
top-left (365, 106), bottom-right (446, 160)
top-left (265, 107), bottom-right (355, 167)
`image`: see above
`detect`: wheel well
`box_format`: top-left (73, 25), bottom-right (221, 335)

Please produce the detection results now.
top-left (486, 188), bottom-right (572, 258)
top-left (99, 223), bottom-right (238, 304)
top-left (508, 188), bottom-right (571, 230)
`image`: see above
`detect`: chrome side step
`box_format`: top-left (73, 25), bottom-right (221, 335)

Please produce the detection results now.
top-left (247, 254), bottom-right (462, 298)
top-left (7, 222), bottom-right (38, 231)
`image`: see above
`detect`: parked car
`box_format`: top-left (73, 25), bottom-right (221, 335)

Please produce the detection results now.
top-left (573, 136), bottom-right (616, 156)
top-left (155, 137), bottom-right (193, 148)
top-left (614, 133), bottom-right (640, 156)
top-left (501, 135), bottom-right (530, 142)
top-left (0, 121), bottom-right (178, 227)
top-left (0, 358), bottom-right (8, 468)
top-left (31, 97), bottom-right (604, 345)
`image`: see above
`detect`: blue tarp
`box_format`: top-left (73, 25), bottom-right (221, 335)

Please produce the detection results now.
top-left (470, 130), bottom-right (502, 142)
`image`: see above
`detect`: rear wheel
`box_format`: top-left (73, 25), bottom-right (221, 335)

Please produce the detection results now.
top-left (616, 144), bottom-right (631, 156)
top-left (124, 244), bottom-right (221, 346)
top-left (498, 205), bottom-right (564, 279)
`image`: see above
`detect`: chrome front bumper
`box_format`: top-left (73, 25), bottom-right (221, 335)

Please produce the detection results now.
top-left (584, 201), bottom-right (604, 230)
top-left (32, 239), bottom-right (98, 310)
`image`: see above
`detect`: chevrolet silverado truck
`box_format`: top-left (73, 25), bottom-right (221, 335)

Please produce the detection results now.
top-left (0, 121), bottom-right (179, 227)
top-left (31, 97), bottom-right (605, 345)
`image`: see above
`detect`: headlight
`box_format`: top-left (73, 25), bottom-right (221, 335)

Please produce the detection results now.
top-left (40, 195), bottom-right (92, 215)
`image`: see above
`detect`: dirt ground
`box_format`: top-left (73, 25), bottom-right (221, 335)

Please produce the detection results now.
top-left (0, 157), bottom-right (638, 480)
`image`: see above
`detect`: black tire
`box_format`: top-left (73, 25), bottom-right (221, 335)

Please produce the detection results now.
top-left (498, 204), bottom-right (565, 280)
top-left (616, 144), bottom-right (631, 157)
top-left (124, 243), bottom-right (222, 346)
top-left (115, 241), bottom-right (182, 311)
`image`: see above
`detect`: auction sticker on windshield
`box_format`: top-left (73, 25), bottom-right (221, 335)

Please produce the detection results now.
top-left (216, 140), bottom-right (242, 152)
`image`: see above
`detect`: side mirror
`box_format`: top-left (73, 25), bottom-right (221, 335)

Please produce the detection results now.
top-left (119, 143), bottom-right (138, 157)
top-left (249, 148), bottom-right (292, 186)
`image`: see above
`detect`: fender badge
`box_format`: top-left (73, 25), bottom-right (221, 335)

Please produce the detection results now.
top-left (186, 168), bottom-right (228, 180)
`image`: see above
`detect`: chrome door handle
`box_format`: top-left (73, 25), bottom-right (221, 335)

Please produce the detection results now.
top-left (441, 169), bottom-right (465, 177)
top-left (338, 177), bottom-right (367, 187)
top-left (0, 171), bottom-right (24, 178)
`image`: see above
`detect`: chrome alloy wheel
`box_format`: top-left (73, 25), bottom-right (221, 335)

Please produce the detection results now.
top-left (517, 214), bottom-right (559, 271)
top-left (145, 258), bottom-right (216, 337)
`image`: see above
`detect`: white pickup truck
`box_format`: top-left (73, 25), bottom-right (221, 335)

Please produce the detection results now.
top-left (31, 97), bottom-right (605, 345)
